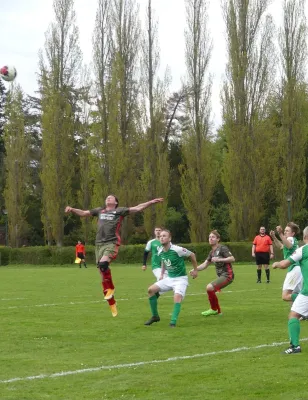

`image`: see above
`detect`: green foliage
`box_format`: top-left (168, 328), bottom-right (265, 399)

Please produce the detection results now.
top-left (0, 242), bottom-right (254, 266)
top-left (164, 207), bottom-right (189, 243)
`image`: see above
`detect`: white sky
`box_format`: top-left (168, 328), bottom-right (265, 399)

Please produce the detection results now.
top-left (0, 0), bottom-right (302, 129)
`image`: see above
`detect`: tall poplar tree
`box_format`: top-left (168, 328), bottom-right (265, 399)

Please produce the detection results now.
top-left (180, 0), bottom-right (215, 242)
top-left (140, 0), bottom-right (169, 234)
top-left (275, 0), bottom-right (308, 221)
top-left (221, 0), bottom-right (276, 240)
top-left (3, 85), bottom-right (29, 247)
top-left (39, 0), bottom-right (82, 246)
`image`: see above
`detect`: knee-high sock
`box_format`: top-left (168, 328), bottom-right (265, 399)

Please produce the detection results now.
top-left (257, 269), bottom-right (262, 280)
top-left (171, 303), bottom-right (181, 324)
top-left (265, 269), bottom-right (270, 280)
top-left (288, 318), bottom-right (300, 347)
top-left (149, 295), bottom-right (159, 317)
top-left (102, 268), bottom-right (115, 290)
top-left (207, 289), bottom-right (220, 312)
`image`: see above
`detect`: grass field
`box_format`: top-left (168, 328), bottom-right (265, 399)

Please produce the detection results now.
top-left (1, 263), bottom-right (308, 400)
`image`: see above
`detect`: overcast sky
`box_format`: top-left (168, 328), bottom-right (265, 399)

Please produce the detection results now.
top-left (0, 0), bottom-right (304, 129)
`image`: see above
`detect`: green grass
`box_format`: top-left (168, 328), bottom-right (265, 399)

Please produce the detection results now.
top-left (0, 264), bottom-right (308, 400)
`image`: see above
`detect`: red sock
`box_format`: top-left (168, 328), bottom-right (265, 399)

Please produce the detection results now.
top-left (99, 268), bottom-right (115, 290)
top-left (207, 290), bottom-right (219, 311)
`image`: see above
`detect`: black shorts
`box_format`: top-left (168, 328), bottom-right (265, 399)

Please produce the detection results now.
top-left (77, 252), bottom-right (85, 260)
top-left (255, 252), bottom-right (270, 266)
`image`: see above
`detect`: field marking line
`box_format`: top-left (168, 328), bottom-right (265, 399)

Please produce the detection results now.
top-left (0, 289), bottom-right (264, 310)
top-left (1, 338), bottom-right (308, 384)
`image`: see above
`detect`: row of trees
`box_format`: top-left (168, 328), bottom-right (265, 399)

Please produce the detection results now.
top-left (1, 0), bottom-right (308, 247)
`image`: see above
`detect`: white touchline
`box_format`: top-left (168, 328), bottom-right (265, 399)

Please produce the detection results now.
top-left (1, 338), bottom-right (307, 384)
top-left (0, 289), bottom-right (264, 310)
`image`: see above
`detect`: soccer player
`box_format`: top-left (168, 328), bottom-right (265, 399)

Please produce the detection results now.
top-left (65, 195), bottom-right (163, 317)
top-left (144, 229), bottom-right (198, 327)
top-left (272, 226), bottom-right (308, 354)
top-left (75, 240), bottom-right (87, 268)
top-left (252, 226), bottom-right (274, 283)
top-left (270, 223), bottom-right (302, 302)
top-left (142, 227), bottom-right (167, 279)
top-left (192, 230), bottom-right (235, 316)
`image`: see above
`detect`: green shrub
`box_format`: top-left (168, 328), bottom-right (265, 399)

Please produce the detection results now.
top-left (0, 242), bottom-right (254, 266)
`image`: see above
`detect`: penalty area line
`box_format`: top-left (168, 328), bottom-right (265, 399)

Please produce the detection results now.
top-left (1, 338), bottom-right (307, 384)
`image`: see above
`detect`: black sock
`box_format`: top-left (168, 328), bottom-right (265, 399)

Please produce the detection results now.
top-left (257, 269), bottom-right (261, 281)
top-left (266, 269), bottom-right (270, 281)
top-left (155, 292), bottom-right (160, 299)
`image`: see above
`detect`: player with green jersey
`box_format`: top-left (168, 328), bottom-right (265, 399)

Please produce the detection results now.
top-left (273, 226), bottom-right (308, 354)
top-left (270, 222), bottom-right (302, 302)
top-left (144, 229), bottom-right (198, 327)
top-left (142, 227), bottom-right (167, 280)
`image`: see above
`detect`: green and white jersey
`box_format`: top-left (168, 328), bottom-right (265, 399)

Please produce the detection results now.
top-left (288, 244), bottom-right (308, 296)
top-left (158, 244), bottom-right (192, 278)
top-left (145, 239), bottom-right (162, 270)
top-left (283, 237), bottom-right (299, 272)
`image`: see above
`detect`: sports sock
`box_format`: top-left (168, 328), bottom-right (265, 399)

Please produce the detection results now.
top-left (171, 303), bottom-right (181, 324)
top-left (102, 268), bottom-right (115, 290)
top-left (291, 293), bottom-right (298, 302)
top-left (149, 295), bottom-right (159, 317)
top-left (155, 292), bottom-right (160, 299)
top-left (207, 290), bottom-right (218, 311)
top-left (257, 269), bottom-right (261, 281)
top-left (288, 318), bottom-right (300, 347)
top-left (265, 269), bottom-right (270, 281)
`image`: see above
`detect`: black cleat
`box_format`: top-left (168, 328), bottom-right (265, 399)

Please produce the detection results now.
top-left (266, 280), bottom-right (270, 283)
top-left (283, 345), bottom-right (301, 354)
top-left (144, 316), bottom-right (160, 326)
top-left (169, 323), bottom-right (176, 328)
top-left (256, 280), bottom-right (261, 283)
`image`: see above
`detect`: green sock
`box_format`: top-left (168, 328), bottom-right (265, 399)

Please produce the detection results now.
top-left (149, 295), bottom-right (158, 317)
top-left (291, 293), bottom-right (298, 302)
top-left (288, 318), bottom-right (300, 347)
top-left (171, 303), bottom-right (181, 324)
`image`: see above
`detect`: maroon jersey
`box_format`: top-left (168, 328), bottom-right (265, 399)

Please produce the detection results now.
top-left (90, 207), bottom-right (130, 245)
top-left (207, 245), bottom-right (234, 277)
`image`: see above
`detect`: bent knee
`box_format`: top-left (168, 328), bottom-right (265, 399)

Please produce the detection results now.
top-left (206, 283), bottom-right (215, 292)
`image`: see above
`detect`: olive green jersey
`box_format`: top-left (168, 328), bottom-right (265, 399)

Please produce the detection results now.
top-left (145, 239), bottom-right (162, 270)
top-left (158, 244), bottom-right (192, 278)
top-left (90, 207), bottom-right (130, 245)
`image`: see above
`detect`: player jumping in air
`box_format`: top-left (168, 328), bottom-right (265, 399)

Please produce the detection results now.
top-left (65, 195), bottom-right (163, 317)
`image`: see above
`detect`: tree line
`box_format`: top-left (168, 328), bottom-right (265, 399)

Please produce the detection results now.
top-left (1, 0), bottom-right (308, 247)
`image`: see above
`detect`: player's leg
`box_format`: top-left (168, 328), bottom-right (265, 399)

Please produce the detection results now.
top-left (256, 253), bottom-right (262, 283)
top-left (283, 294), bottom-right (308, 354)
top-left (202, 273), bottom-right (234, 316)
top-left (144, 279), bottom-right (170, 325)
top-left (153, 268), bottom-right (167, 297)
top-left (264, 265), bottom-right (270, 283)
top-left (282, 267), bottom-right (302, 302)
top-left (170, 277), bottom-right (188, 327)
top-left (96, 244), bottom-right (118, 316)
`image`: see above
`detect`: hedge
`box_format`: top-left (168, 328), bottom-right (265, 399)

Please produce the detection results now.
top-left (0, 242), bottom-right (254, 266)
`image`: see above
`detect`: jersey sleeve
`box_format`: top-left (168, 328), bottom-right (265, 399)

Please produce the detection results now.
top-left (220, 245), bottom-right (233, 258)
top-left (287, 237), bottom-right (295, 245)
top-left (90, 207), bottom-right (102, 217)
top-left (288, 246), bottom-right (303, 264)
top-left (117, 207), bottom-right (130, 217)
top-left (173, 245), bottom-right (192, 258)
top-left (145, 240), bottom-right (152, 252)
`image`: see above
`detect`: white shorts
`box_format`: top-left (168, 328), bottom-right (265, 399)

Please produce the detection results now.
top-left (282, 266), bottom-right (303, 293)
top-left (155, 276), bottom-right (188, 298)
top-left (152, 268), bottom-right (168, 281)
top-left (291, 293), bottom-right (308, 317)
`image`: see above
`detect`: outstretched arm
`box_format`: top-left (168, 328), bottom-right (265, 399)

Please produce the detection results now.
top-left (272, 259), bottom-right (291, 269)
top-left (129, 198), bottom-right (164, 214)
top-left (65, 206), bottom-right (91, 217)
